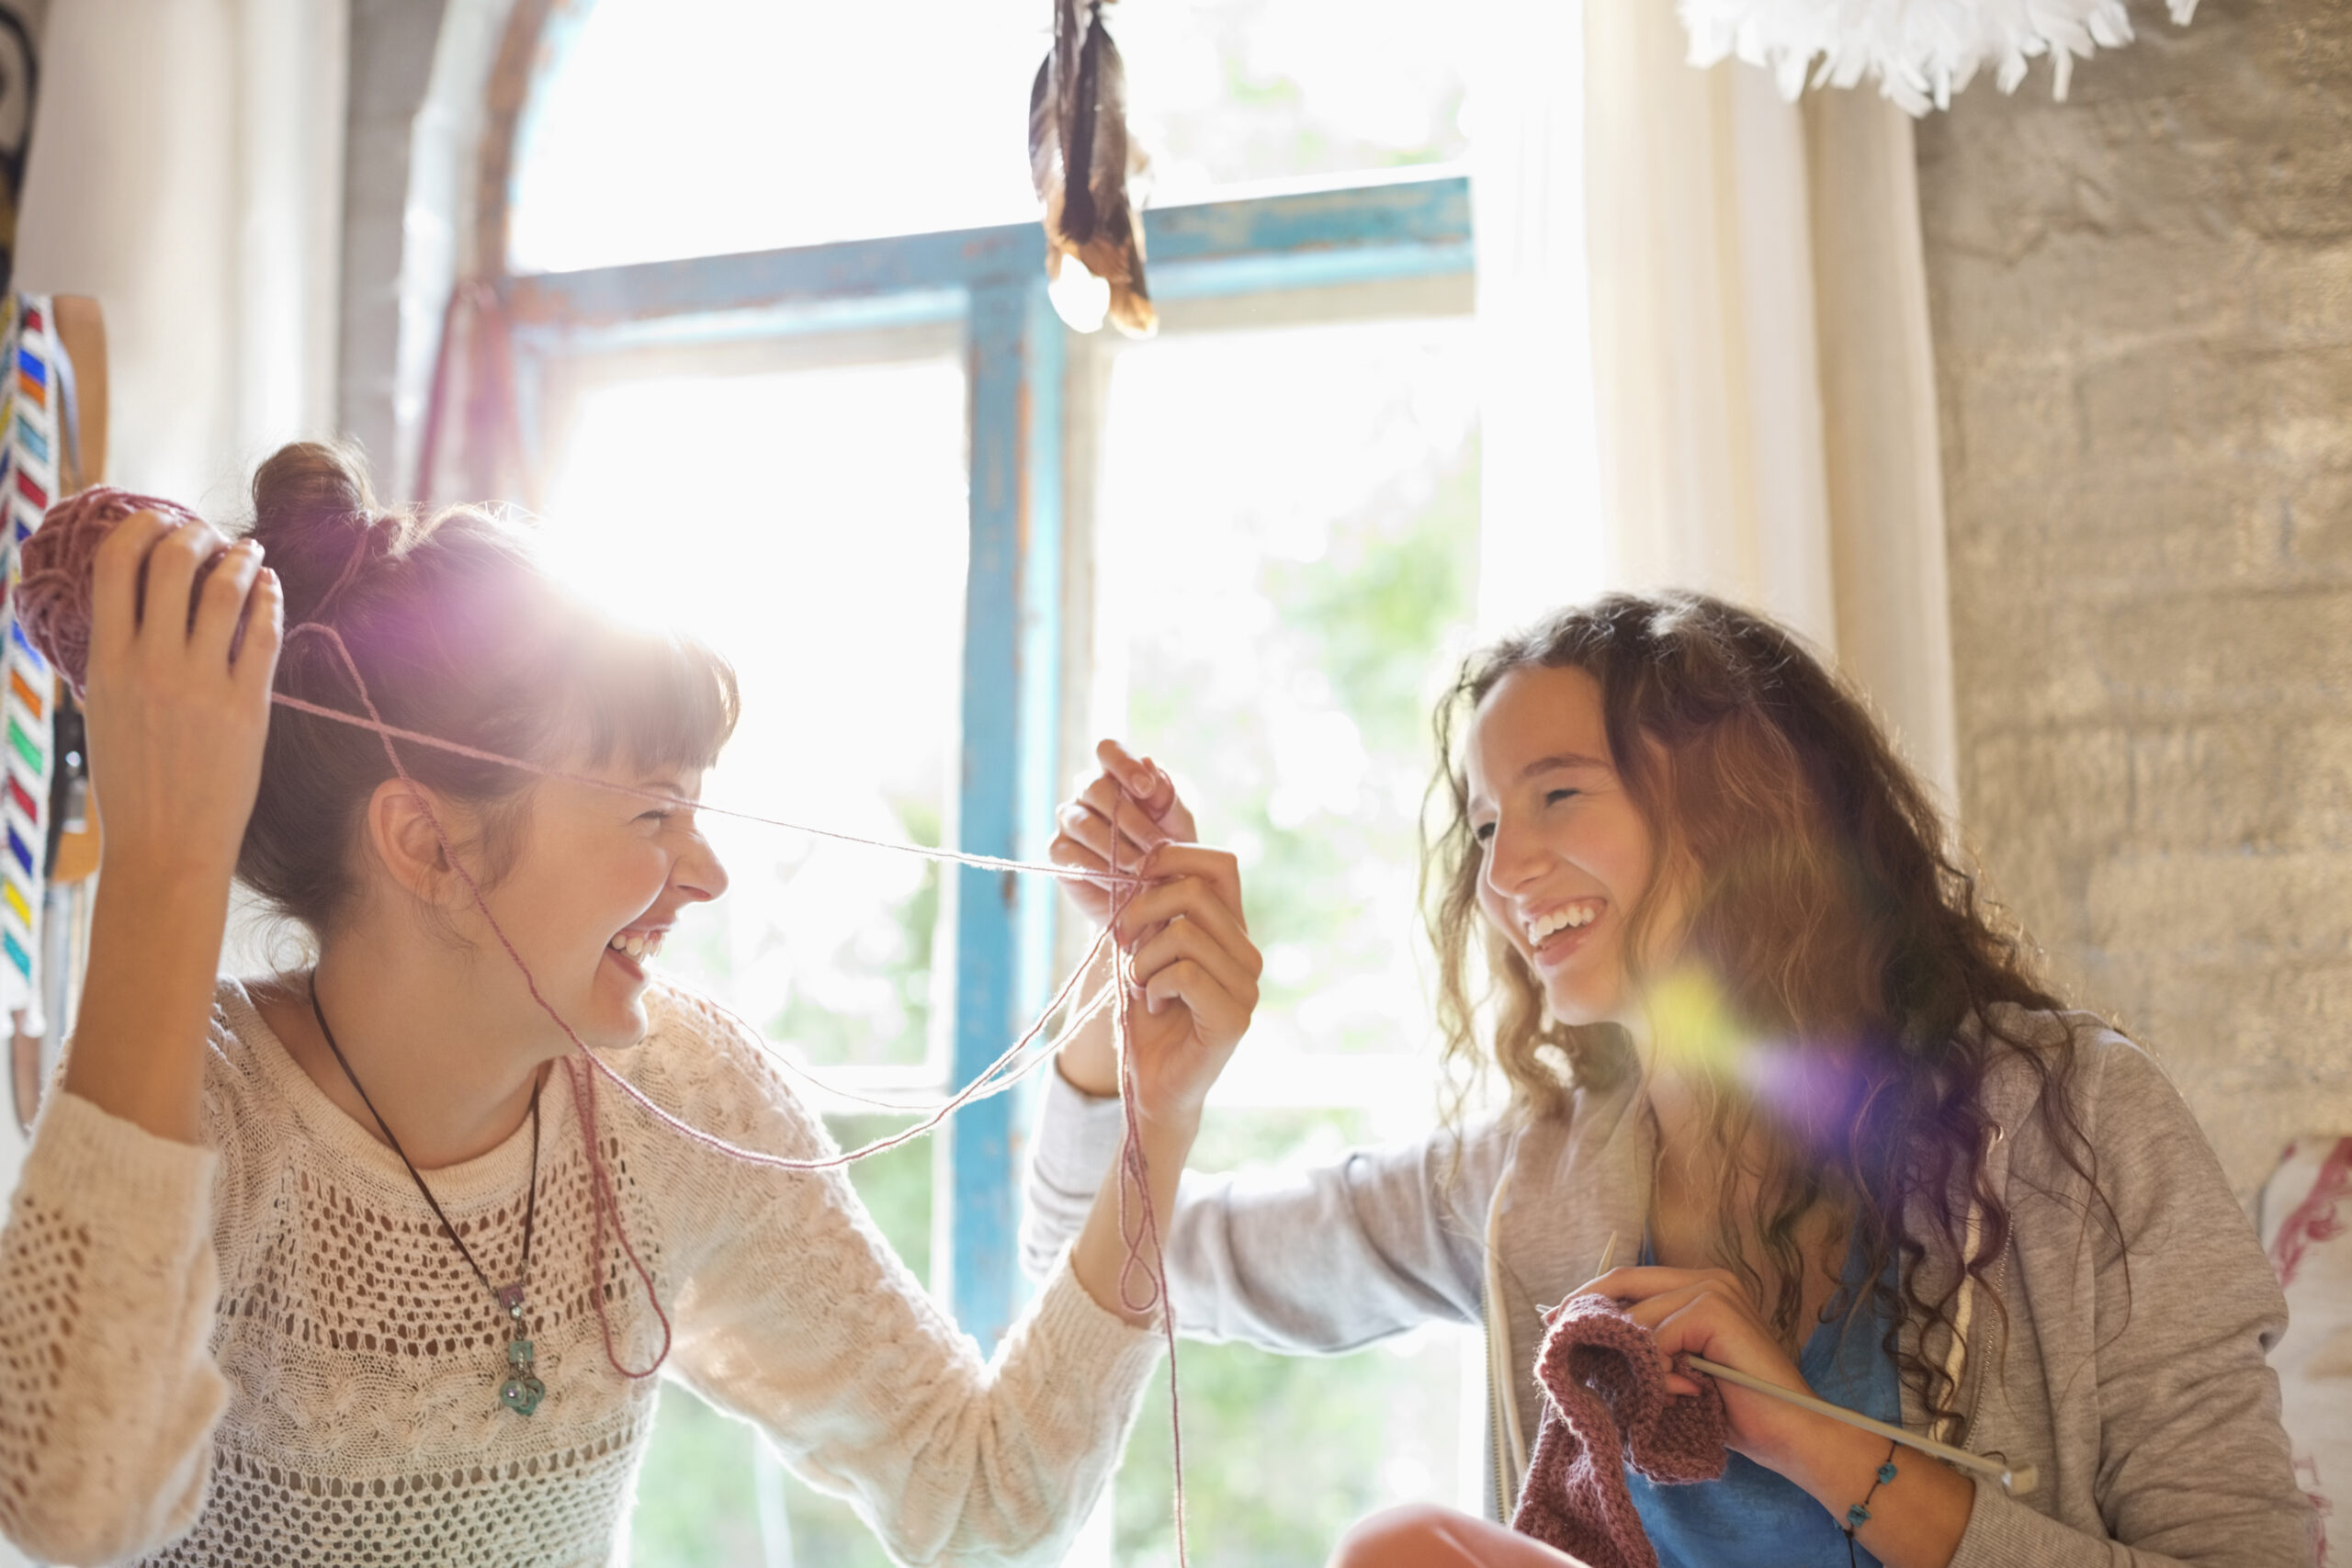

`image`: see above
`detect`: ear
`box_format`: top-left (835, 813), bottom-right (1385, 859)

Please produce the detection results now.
top-left (363, 775), bottom-right (473, 908)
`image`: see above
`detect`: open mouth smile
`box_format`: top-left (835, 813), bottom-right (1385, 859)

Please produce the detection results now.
top-left (1523, 899), bottom-right (1605, 964)
top-left (604, 926), bottom-right (669, 981)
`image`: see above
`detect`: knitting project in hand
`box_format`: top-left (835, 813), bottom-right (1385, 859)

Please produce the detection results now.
top-left (1510, 1293), bottom-right (1731, 1568)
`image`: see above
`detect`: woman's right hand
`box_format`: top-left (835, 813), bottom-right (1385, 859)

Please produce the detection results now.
top-left (1048, 739), bottom-right (1198, 927)
top-left (85, 511), bottom-right (283, 888)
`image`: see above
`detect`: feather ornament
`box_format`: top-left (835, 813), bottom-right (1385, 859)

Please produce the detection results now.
top-left (1030, 0), bottom-right (1155, 337)
top-left (1679, 0), bottom-right (2200, 115)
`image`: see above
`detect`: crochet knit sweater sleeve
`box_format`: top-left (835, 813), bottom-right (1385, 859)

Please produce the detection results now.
top-left (0, 1082), bottom-right (232, 1563)
top-left (631, 991), bottom-right (1167, 1568)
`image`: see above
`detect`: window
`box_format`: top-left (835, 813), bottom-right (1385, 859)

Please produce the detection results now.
top-left (500, 2), bottom-right (1478, 1561)
top-left (1086, 306), bottom-right (1482, 1563)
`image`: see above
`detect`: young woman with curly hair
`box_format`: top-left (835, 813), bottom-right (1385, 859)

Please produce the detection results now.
top-left (1027, 592), bottom-right (2309, 1568)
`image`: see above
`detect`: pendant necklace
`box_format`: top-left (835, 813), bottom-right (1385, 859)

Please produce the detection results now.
top-left (311, 981), bottom-right (548, 1416)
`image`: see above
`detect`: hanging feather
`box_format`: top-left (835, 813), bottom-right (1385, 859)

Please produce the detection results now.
top-left (1680, 0), bottom-right (2199, 115)
top-left (1029, 0), bottom-right (1155, 337)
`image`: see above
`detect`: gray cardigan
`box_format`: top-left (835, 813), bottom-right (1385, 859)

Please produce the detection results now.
top-left (1021, 1009), bottom-right (2315, 1566)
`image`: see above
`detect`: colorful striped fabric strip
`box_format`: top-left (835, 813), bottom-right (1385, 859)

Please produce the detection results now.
top-left (8, 669), bottom-right (41, 720)
top-left (0, 294), bottom-right (59, 1016)
top-left (6, 716), bottom-right (38, 772)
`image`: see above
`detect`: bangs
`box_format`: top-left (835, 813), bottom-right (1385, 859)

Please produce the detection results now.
top-left (563, 623), bottom-right (741, 776)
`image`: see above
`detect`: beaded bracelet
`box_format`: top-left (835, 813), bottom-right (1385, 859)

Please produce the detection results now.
top-left (1842, 1437), bottom-right (1900, 1566)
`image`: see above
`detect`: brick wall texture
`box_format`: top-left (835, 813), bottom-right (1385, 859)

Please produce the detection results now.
top-left (1916, 0), bottom-right (2352, 1194)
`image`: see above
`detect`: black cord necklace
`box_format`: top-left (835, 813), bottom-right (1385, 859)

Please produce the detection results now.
top-left (310, 980), bottom-right (548, 1416)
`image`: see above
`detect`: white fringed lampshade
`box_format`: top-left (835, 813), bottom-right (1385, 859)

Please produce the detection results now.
top-left (1679, 0), bottom-right (2199, 114)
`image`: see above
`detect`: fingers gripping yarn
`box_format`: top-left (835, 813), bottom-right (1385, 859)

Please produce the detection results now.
top-left (17, 487), bottom-right (210, 695)
top-left (1510, 1294), bottom-right (1731, 1568)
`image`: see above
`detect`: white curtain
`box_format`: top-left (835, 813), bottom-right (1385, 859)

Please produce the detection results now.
top-left (1471, 0), bottom-right (1958, 805)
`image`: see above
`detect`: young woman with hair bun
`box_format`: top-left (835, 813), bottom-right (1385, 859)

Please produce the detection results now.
top-left (0, 441), bottom-right (1262, 1566)
top-left (1029, 592), bottom-right (2311, 1568)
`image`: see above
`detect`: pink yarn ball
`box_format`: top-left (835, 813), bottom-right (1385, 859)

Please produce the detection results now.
top-left (16, 487), bottom-right (216, 697)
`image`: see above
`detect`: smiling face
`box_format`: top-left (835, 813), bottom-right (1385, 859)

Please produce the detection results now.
top-left (464, 760), bottom-right (730, 1050)
top-left (1465, 665), bottom-right (1666, 1030)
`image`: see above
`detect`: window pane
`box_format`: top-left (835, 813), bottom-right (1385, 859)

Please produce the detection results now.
top-left (541, 359), bottom-right (968, 1072)
top-left (1091, 314), bottom-right (1481, 1564)
top-left (1096, 313), bottom-right (1481, 1066)
top-left (507, 0), bottom-right (1471, 274)
top-left (510, 0), bottom-right (1048, 273)
top-left (1118, 0), bottom-right (1472, 204)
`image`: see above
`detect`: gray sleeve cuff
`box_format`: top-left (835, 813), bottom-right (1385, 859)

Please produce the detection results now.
top-left (1016, 1069), bottom-right (1127, 1281)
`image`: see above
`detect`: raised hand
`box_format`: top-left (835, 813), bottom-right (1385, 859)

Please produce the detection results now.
top-left (85, 511), bottom-right (283, 884)
top-left (68, 510), bottom-right (283, 1145)
top-left (1049, 739), bottom-right (1197, 927)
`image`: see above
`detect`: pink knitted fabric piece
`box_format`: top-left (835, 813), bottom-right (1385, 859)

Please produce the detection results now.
top-left (1510, 1293), bottom-right (1731, 1568)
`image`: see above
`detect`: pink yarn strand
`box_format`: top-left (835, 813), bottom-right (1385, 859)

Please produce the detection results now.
top-left (266, 690), bottom-right (1143, 888)
top-left (1106, 825), bottom-right (1188, 1568)
top-left (561, 1050), bottom-right (673, 1380)
top-left (568, 920), bottom-right (1114, 1175)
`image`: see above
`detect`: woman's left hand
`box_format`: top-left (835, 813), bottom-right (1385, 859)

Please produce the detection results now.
top-left (1575, 1266), bottom-right (1830, 1479)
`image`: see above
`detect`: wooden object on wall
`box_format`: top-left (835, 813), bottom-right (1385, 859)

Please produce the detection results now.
top-left (44, 294), bottom-right (98, 887)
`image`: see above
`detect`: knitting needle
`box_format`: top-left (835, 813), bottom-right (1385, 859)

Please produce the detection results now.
top-left (1681, 1355), bottom-right (2038, 1495)
top-left (1592, 1229), bottom-right (2039, 1495)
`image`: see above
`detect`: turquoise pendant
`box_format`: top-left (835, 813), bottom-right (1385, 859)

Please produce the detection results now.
top-left (500, 1371), bottom-right (546, 1416)
top-left (497, 1290), bottom-right (543, 1416)
top-left (501, 1339), bottom-right (544, 1415)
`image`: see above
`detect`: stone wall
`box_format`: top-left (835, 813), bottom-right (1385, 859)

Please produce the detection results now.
top-left (1917, 0), bottom-right (2352, 1193)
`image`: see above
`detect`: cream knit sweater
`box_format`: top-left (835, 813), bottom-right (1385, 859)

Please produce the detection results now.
top-left (0, 979), bottom-right (1161, 1567)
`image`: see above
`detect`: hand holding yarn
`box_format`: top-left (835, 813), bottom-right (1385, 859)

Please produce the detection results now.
top-left (1050, 737), bottom-right (1194, 928)
top-left (48, 493), bottom-right (286, 883)
top-left (17, 486), bottom-right (260, 697)
top-left (1105, 841), bottom-right (1261, 1134)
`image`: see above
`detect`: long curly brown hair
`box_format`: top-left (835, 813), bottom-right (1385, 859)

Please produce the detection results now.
top-left (1422, 592), bottom-right (2105, 1434)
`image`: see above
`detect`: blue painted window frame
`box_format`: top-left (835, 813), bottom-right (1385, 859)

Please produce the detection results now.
top-left (504, 171), bottom-right (1473, 1347)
